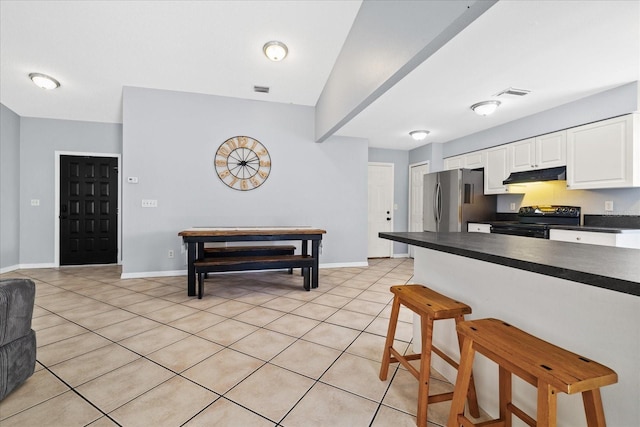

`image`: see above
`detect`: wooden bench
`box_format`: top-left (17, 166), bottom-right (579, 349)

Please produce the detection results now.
top-left (203, 245), bottom-right (296, 258)
top-left (194, 254), bottom-right (315, 299)
top-left (203, 245), bottom-right (297, 276)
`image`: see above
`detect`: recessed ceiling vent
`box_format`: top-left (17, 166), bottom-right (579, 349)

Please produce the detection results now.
top-left (495, 87), bottom-right (530, 97)
top-left (254, 85), bottom-right (270, 93)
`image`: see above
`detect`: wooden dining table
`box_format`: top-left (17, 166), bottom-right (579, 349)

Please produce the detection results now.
top-left (178, 227), bottom-right (326, 296)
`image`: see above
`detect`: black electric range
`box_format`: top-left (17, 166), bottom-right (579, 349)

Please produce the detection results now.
top-left (490, 205), bottom-right (581, 239)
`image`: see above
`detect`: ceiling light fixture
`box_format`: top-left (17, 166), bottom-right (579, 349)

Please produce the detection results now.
top-left (409, 130), bottom-right (430, 141)
top-left (29, 73), bottom-right (60, 90)
top-left (471, 100), bottom-right (501, 116)
top-left (263, 41), bottom-right (288, 61)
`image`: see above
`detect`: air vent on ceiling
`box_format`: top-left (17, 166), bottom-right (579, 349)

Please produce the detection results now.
top-left (254, 85), bottom-right (270, 93)
top-left (495, 87), bottom-right (530, 97)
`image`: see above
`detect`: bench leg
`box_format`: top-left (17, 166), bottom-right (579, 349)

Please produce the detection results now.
top-left (197, 272), bottom-right (203, 299)
top-left (303, 267), bottom-right (310, 291)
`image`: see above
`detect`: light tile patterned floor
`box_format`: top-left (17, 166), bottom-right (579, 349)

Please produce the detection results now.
top-left (0, 259), bottom-right (474, 426)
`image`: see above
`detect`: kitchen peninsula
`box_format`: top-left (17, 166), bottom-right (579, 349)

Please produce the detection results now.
top-left (380, 232), bottom-right (639, 427)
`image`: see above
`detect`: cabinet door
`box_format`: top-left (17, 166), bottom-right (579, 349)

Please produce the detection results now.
top-left (509, 138), bottom-right (535, 172)
top-left (444, 156), bottom-right (463, 170)
top-left (484, 146), bottom-right (510, 194)
top-left (464, 151), bottom-right (486, 169)
top-left (536, 131), bottom-right (566, 169)
top-left (567, 114), bottom-right (638, 189)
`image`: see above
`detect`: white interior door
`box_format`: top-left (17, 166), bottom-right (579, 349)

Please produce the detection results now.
top-left (368, 163), bottom-right (394, 258)
top-left (408, 162), bottom-right (429, 257)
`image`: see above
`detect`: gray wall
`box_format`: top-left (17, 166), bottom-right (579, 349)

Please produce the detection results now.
top-left (442, 81), bottom-right (639, 158)
top-left (18, 118), bottom-right (122, 265)
top-left (122, 86), bottom-right (368, 275)
top-left (1, 104), bottom-right (21, 270)
top-left (368, 148), bottom-right (409, 255)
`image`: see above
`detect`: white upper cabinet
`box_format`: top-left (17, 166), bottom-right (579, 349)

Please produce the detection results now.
top-left (509, 131), bottom-right (566, 172)
top-left (444, 155), bottom-right (463, 170)
top-left (484, 145), bottom-right (510, 194)
top-left (567, 113), bottom-right (639, 189)
top-left (444, 151), bottom-right (486, 170)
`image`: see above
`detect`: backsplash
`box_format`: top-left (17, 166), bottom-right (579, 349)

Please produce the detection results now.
top-left (497, 181), bottom-right (640, 216)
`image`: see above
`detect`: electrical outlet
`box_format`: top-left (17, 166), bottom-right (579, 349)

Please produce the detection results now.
top-left (31, 199), bottom-right (40, 206)
top-left (604, 201), bottom-right (614, 212)
top-left (509, 203), bottom-right (516, 211)
top-left (168, 250), bottom-right (174, 258)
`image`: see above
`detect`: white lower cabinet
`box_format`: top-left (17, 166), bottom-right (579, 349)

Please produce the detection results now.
top-left (467, 223), bottom-right (491, 233)
top-left (549, 229), bottom-right (640, 249)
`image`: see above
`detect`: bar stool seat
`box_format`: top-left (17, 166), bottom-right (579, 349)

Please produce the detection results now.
top-left (380, 284), bottom-right (480, 427)
top-left (448, 318), bottom-right (618, 427)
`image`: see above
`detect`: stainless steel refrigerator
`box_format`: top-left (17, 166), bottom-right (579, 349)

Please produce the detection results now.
top-left (423, 169), bottom-right (495, 232)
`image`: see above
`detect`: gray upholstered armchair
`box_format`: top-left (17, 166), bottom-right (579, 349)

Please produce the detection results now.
top-left (0, 278), bottom-right (36, 401)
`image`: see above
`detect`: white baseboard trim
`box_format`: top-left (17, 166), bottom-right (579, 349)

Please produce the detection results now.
top-left (19, 263), bottom-right (57, 270)
top-left (0, 264), bottom-right (19, 274)
top-left (392, 253), bottom-right (410, 258)
top-left (121, 269), bottom-right (187, 279)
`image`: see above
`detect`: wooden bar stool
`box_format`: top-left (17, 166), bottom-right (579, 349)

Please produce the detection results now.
top-left (448, 318), bottom-right (618, 427)
top-left (380, 284), bottom-right (480, 427)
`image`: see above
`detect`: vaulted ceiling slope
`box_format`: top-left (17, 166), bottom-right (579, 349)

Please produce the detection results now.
top-left (1, 1), bottom-right (639, 150)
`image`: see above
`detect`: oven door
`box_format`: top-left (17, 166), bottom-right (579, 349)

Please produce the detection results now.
top-left (490, 224), bottom-right (549, 239)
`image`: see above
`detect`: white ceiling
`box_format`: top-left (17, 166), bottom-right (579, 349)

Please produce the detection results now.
top-left (1, 1), bottom-right (639, 151)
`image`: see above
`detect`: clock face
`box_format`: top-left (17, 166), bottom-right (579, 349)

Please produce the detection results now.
top-left (214, 136), bottom-right (271, 191)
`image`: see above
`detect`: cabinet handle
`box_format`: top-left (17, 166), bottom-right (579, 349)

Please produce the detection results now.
top-left (576, 237), bottom-right (581, 241)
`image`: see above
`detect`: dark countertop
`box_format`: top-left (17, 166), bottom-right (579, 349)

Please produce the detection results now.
top-left (380, 232), bottom-right (640, 297)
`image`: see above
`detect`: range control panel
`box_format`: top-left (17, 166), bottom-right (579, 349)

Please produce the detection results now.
top-left (518, 205), bottom-right (581, 218)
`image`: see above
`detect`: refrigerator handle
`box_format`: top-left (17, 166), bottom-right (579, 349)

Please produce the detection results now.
top-left (434, 182), bottom-right (442, 226)
top-left (436, 182), bottom-right (443, 224)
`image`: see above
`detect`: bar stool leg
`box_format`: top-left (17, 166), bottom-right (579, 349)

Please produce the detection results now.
top-left (448, 337), bottom-right (476, 427)
top-left (417, 316), bottom-right (434, 427)
top-left (380, 296), bottom-right (401, 381)
top-left (583, 389), bottom-right (607, 427)
top-left (537, 381), bottom-right (557, 427)
top-left (455, 315), bottom-right (481, 419)
top-left (499, 366), bottom-right (512, 427)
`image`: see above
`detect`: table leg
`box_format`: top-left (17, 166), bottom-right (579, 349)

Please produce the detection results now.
top-left (312, 239), bottom-right (320, 289)
top-left (187, 242), bottom-right (196, 296)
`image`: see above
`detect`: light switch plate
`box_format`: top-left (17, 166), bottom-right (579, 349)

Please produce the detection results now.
top-left (141, 199), bottom-right (158, 208)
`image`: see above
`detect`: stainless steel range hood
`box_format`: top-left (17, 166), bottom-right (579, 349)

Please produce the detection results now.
top-left (502, 166), bottom-right (566, 185)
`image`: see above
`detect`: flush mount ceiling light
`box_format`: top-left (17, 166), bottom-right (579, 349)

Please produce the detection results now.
top-left (29, 73), bottom-right (60, 90)
top-left (409, 130), bottom-right (430, 141)
top-left (471, 100), bottom-right (501, 116)
top-left (263, 41), bottom-right (288, 61)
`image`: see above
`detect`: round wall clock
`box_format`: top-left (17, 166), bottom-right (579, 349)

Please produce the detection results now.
top-left (214, 136), bottom-right (271, 191)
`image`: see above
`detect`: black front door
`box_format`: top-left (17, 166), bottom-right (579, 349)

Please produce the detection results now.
top-left (60, 155), bottom-right (118, 265)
